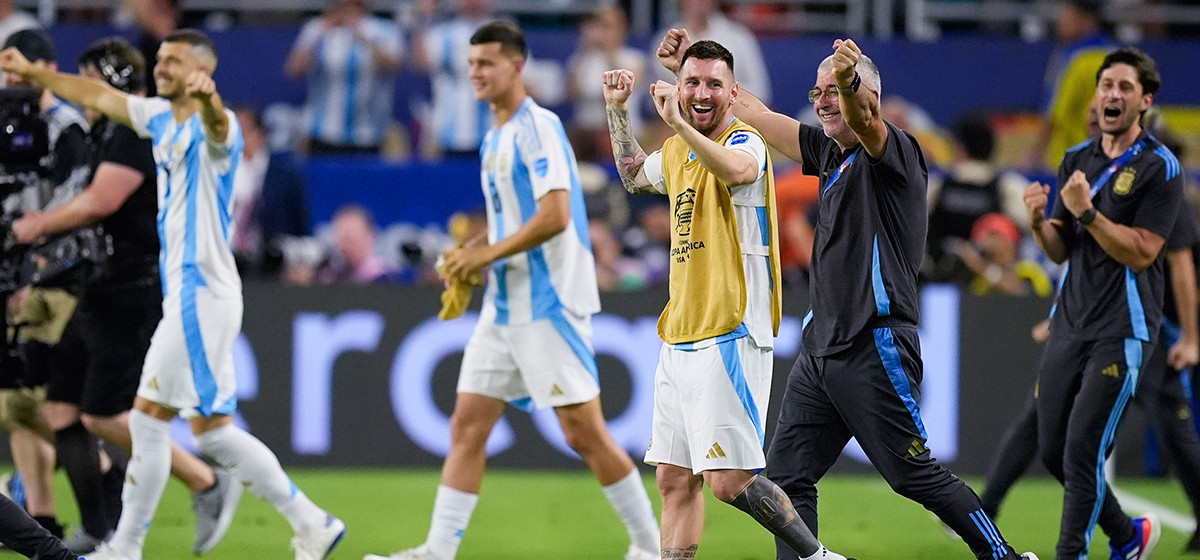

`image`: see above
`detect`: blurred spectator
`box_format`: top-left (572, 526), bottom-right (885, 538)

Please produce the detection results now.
top-left (0, 0), bottom-right (37, 49)
top-left (412, 0), bottom-right (494, 157)
top-left (773, 168), bottom-right (819, 285)
top-left (1023, 0), bottom-right (1114, 170)
top-left (621, 203), bottom-right (672, 286)
top-left (952, 213), bottom-right (1052, 297)
top-left (568, 6), bottom-right (645, 157)
top-left (410, 0), bottom-right (562, 158)
top-left (231, 106), bottom-right (311, 279)
top-left (315, 204), bottom-right (399, 284)
top-left (926, 113), bottom-right (1030, 282)
top-left (121, 0), bottom-right (191, 96)
top-left (879, 95), bottom-right (951, 166)
top-left (650, 0), bottom-right (771, 103)
top-left (285, 0), bottom-right (403, 155)
top-left (590, 220), bottom-right (646, 291)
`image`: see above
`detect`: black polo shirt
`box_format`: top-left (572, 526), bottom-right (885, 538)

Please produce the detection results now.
top-left (82, 117), bottom-right (160, 300)
top-left (799, 121), bottom-right (928, 357)
top-left (1048, 132), bottom-right (1184, 342)
top-left (1162, 198), bottom-right (1199, 325)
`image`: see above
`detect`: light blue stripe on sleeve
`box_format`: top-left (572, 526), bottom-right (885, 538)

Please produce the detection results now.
top-left (1154, 146), bottom-right (1180, 181)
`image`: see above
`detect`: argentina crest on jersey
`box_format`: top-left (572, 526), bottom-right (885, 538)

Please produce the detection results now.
top-left (1113, 167), bottom-right (1136, 195)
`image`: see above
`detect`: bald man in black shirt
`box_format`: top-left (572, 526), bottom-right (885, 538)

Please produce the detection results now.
top-left (1023, 46), bottom-right (1181, 560)
top-left (656, 32), bottom-right (1036, 560)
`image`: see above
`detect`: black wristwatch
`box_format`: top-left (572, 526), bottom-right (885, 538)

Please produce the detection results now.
top-left (1077, 207), bottom-right (1098, 226)
top-left (838, 72), bottom-right (861, 95)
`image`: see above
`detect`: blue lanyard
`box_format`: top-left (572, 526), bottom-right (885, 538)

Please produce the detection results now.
top-left (823, 148), bottom-right (860, 193)
top-left (1087, 138), bottom-right (1146, 200)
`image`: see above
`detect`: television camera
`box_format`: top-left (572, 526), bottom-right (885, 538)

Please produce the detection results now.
top-left (0, 87), bottom-right (112, 386)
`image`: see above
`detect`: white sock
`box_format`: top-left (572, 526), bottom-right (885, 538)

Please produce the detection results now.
top-left (194, 423), bottom-right (327, 532)
top-left (601, 469), bottom-right (660, 553)
top-left (109, 410), bottom-right (172, 559)
top-left (800, 544), bottom-right (846, 560)
top-left (424, 485), bottom-right (479, 560)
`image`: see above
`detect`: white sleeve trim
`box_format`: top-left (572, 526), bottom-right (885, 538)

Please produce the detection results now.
top-left (643, 151), bottom-right (667, 194)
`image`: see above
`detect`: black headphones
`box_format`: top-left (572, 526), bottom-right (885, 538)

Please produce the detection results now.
top-left (77, 39), bottom-right (145, 94)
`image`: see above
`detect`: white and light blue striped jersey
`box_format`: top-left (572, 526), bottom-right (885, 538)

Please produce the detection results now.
top-left (294, 17), bottom-right (404, 148)
top-left (424, 17), bottom-right (491, 152)
top-left (478, 97), bottom-right (599, 325)
top-left (126, 96), bottom-right (242, 301)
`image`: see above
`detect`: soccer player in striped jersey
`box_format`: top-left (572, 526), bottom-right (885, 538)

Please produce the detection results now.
top-left (0, 28), bottom-right (344, 560)
top-left (364, 21), bottom-right (659, 560)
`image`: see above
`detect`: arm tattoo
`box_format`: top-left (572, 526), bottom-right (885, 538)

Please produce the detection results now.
top-left (661, 545), bottom-right (698, 559)
top-left (606, 104), bottom-right (656, 195)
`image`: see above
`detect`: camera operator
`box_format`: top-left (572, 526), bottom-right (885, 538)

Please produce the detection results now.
top-left (11, 37), bottom-right (241, 555)
top-left (0, 27), bottom-right (88, 542)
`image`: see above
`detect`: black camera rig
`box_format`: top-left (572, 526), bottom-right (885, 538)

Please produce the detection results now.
top-left (0, 87), bottom-right (112, 293)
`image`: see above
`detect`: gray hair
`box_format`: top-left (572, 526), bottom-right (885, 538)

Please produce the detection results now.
top-left (818, 52), bottom-right (881, 97)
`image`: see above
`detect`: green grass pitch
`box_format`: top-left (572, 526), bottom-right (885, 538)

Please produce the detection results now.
top-left (11, 469), bottom-right (1197, 559)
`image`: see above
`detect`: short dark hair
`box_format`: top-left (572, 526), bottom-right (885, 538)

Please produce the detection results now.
top-left (3, 29), bottom-right (55, 64)
top-left (951, 112), bottom-right (995, 161)
top-left (163, 28), bottom-right (218, 64)
top-left (78, 37), bottom-right (146, 93)
top-left (1096, 46), bottom-right (1161, 96)
top-left (469, 21), bottom-right (526, 59)
top-left (679, 40), bottom-right (734, 75)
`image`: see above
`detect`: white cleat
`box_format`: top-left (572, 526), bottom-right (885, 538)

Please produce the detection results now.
top-left (1018, 553), bottom-right (1039, 560)
top-left (623, 545), bottom-right (658, 560)
top-left (84, 542), bottom-right (139, 560)
top-left (363, 544), bottom-right (439, 560)
top-left (291, 514), bottom-right (346, 560)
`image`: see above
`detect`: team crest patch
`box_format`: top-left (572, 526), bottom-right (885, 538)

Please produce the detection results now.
top-left (533, 157), bottom-right (549, 177)
top-left (729, 132), bottom-right (749, 145)
top-left (674, 188), bottom-right (696, 236)
top-left (1114, 168), bottom-right (1136, 195)
top-left (686, 151), bottom-right (696, 163)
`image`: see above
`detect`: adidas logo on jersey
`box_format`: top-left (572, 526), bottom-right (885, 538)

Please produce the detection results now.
top-left (1100, 364), bottom-right (1120, 378)
top-left (550, 384), bottom-right (564, 397)
top-left (705, 442), bottom-right (727, 460)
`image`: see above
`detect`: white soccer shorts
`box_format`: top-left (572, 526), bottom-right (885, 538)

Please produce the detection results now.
top-left (457, 309), bottom-right (601, 410)
top-left (139, 290), bottom-right (241, 417)
top-left (644, 334), bottom-right (772, 474)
